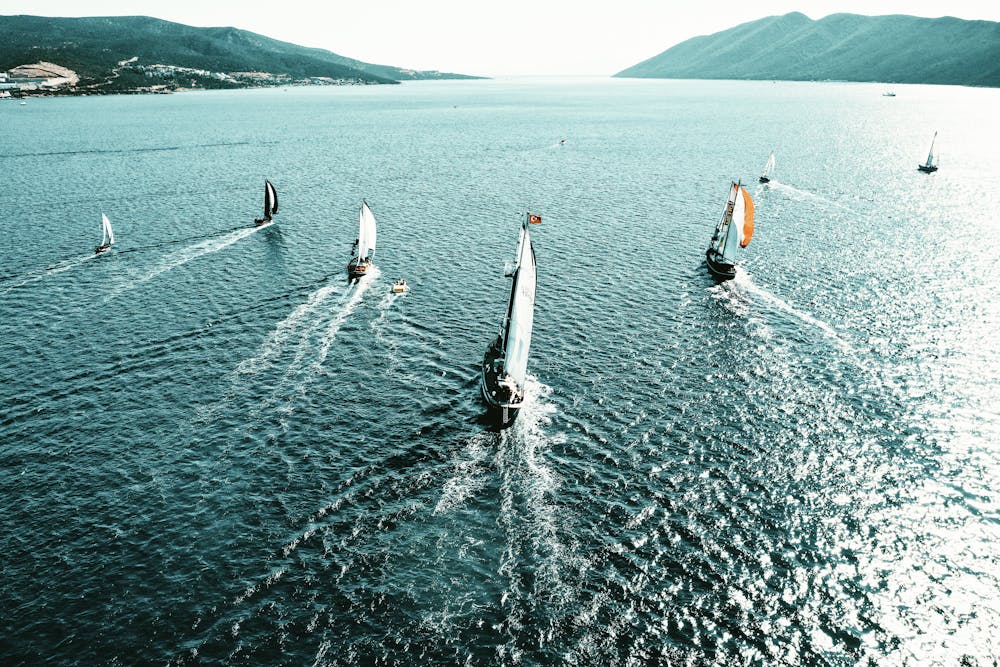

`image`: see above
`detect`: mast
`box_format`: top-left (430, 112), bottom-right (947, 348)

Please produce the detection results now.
top-left (711, 183), bottom-right (738, 254)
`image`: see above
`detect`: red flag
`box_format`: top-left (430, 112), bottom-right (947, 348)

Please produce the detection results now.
top-left (528, 213), bottom-right (542, 224)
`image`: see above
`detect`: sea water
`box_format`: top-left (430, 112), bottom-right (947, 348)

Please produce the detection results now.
top-left (2, 77), bottom-right (999, 665)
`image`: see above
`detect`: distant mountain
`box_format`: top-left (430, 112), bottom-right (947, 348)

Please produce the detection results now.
top-left (615, 13), bottom-right (1000, 87)
top-left (0, 15), bottom-right (481, 92)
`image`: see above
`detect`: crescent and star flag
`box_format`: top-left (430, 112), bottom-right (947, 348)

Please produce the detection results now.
top-left (528, 213), bottom-right (542, 224)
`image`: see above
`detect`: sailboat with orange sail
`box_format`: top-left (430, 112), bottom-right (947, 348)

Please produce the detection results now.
top-left (705, 181), bottom-right (754, 280)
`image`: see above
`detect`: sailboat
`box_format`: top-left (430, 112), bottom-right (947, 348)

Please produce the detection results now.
top-left (758, 152), bottom-right (776, 183)
top-left (918, 132), bottom-right (938, 173)
top-left (705, 182), bottom-right (754, 281)
top-left (95, 213), bottom-right (115, 254)
top-left (481, 213), bottom-right (539, 428)
top-left (254, 179), bottom-right (278, 225)
top-left (347, 199), bottom-right (377, 280)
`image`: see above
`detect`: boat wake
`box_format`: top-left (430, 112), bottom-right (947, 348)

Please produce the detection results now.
top-left (107, 222), bottom-right (273, 299)
top-left (719, 268), bottom-right (854, 353)
top-left (763, 182), bottom-right (857, 213)
top-left (0, 253), bottom-right (100, 293)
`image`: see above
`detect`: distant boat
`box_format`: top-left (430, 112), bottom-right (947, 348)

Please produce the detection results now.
top-left (481, 213), bottom-right (539, 428)
top-left (758, 152), bottom-right (776, 183)
top-left (391, 279), bottom-right (409, 294)
top-left (253, 179), bottom-right (278, 225)
top-left (95, 213), bottom-right (115, 254)
top-left (883, 91), bottom-right (896, 97)
top-left (347, 200), bottom-right (377, 280)
top-left (705, 182), bottom-right (754, 281)
top-left (19, 101), bottom-right (27, 106)
top-left (918, 131), bottom-right (939, 173)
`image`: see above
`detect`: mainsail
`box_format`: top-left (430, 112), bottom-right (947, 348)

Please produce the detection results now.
top-left (101, 213), bottom-right (115, 247)
top-left (502, 222), bottom-right (536, 389)
top-left (357, 201), bottom-right (377, 260)
top-left (761, 152), bottom-right (776, 179)
top-left (264, 180), bottom-right (278, 218)
top-left (925, 132), bottom-right (937, 167)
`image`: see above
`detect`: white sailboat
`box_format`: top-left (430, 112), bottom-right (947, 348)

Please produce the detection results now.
top-left (347, 199), bottom-right (377, 279)
top-left (95, 213), bottom-right (115, 254)
top-left (918, 132), bottom-right (939, 173)
top-left (481, 212), bottom-right (540, 428)
top-left (705, 182), bottom-right (754, 280)
top-left (254, 179), bottom-right (278, 225)
top-left (759, 152), bottom-right (776, 183)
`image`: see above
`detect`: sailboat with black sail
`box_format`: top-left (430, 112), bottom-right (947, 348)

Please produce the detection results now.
top-left (95, 213), bottom-right (115, 254)
top-left (481, 213), bottom-right (540, 428)
top-left (347, 199), bottom-right (377, 280)
top-left (759, 152), bottom-right (776, 183)
top-left (705, 182), bottom-right (754, 281)
top-left (918, 132), bottom-right (938, 173)
top-left (254, 179), bottom-right (278, 225)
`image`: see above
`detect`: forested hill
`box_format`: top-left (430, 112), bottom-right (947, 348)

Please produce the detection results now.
top-left (615, 12), bottom-right (1000, 87)
top-left (0, 15), bottom-right (481, 91)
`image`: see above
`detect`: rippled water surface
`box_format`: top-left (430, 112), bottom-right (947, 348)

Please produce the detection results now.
top-left (2, 78), bottom-right (999, 665)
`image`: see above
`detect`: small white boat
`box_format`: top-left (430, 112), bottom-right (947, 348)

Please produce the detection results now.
top-left (95, 213), bottom-right (115, 254)
top-left (19, 101), bottom-right (27, 106)
top-left (391, 279), bottom-right (409, 294)
top-left (883, 91), bottom-right (896, 97)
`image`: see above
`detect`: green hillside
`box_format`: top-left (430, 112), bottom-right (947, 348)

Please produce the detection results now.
top-left (615, 13), bottom-right (1000, 87)
top-left (0, 15), bottom-right (481, 91)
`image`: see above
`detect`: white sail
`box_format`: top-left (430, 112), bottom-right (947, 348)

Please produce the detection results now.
top-left (762, 152), bottom-right (776, 178)
top-left (264, 180), bottom-right (277, 217)
top-left (721, 186), bottom-right (745, 264)
top-left (357, 201), bottom-right (377, 260)
top-left (503, 224), bottom-right (536, 388)
top-left (926, 132), bottom-right (937, 167)
top-left (101, 213), bottom-right (114, 246)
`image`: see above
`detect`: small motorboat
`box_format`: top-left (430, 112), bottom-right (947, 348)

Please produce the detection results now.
top-left (391, 279), bottom-right (409, 294)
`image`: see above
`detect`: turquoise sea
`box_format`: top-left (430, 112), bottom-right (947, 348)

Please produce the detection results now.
top-left (2, 78), bottom-right (999, 665)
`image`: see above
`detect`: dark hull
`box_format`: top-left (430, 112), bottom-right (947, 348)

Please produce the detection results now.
top-left (95, 244), bottom-right (111, 254)
top-left (253, 217), bottom-right (272, 226)
top-left (917, 164), bottom-right (938, 173)
top-left (480, 336), bottom-right (522, 429)
top-left (347, 258), bottom-right (372, 280)
top-left (758, 176), bottom-right (770, 183)
top-left (705, 248), bottom-right (736, 281)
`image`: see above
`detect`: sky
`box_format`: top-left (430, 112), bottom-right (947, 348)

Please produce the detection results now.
top-left (3, 1), bottom-right (999, 76)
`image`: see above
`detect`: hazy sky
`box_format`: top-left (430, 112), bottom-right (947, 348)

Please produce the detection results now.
top-left (3, 1), bottom-right (999, 75)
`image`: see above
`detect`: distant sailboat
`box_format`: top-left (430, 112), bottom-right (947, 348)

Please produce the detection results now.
top-left (883, 91), bottom-right (896, 97)
top-left (347, 200), bottom-right (377, 280)
top-left (918, 132), bottom-right (939, 173)
top-left (254, 179), bottom-right (278, 225)
top-left (705, 182), bottom-right (754, 281)
top-left (758, 152), bottom-right (776, 183)
top-left (95, 213), bottom-right (115, 254)
top-left (481, 213), bottom-right (539, 428)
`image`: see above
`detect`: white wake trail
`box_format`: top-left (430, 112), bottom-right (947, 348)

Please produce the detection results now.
top-left (732, 268), bottom-right (854, 353)
top-left (109, 222), bottom-right (272, 299)
top-left (236, 279), bottom-right (342, 376)
top-left (1, 253), bottom-right (99, 293)
top-left (312, 267), bottom-right (380, 371)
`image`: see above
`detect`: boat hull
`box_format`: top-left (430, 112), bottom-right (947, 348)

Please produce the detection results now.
top-left (917, 164), bottom-right (938, 173)
top-left (95, 244), bottom-right (111, 254)
top-left (253, 217), bottom-right (271, 226)
top-left (480, 336), bottom-right (523, 429)
top-left (347, 258), bottom-right (372, 280)
top-left (705, 248), bottom-right (736, 281)
top-left (758, 176), bottom-right (770, 183)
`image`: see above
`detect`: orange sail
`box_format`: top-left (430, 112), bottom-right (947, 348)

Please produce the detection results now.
top-left (739, 187), bottom-right (754, 247)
